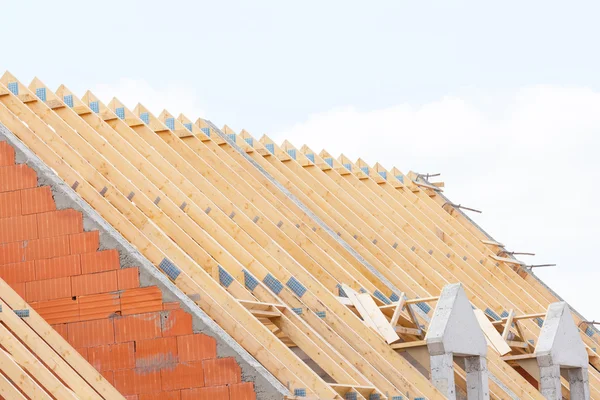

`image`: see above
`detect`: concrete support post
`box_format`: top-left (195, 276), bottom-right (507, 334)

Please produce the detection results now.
top-left (430, 353), bottom-right (456, 400)
top-left (539, 364), bottom-right (562, 400)
top-left (465, 356), bottom-right (489, 400)
top-left (568, 367), bottom-right (590, 400)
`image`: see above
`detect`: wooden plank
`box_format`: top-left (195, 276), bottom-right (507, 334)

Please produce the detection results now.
top-left (473, 309), bottom-right (511, 356)
top-left (356, 292), bottom-right (400, 344)
top-left (502, 309), bottom-right (515, 340)
top-left (489, 254), bottom-right (525, 266)
top-left (390, 340), bottom-right (427, 350)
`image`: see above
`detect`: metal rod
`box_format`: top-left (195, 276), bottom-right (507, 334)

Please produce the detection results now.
top-left (417, 172), bottom-right (441, 180)
top-left (452, 203), bottom-right (482, 214)
top-left (526, 264), bottom-right (556, 268)
top-left (501, 251), bottom-right (536, 256)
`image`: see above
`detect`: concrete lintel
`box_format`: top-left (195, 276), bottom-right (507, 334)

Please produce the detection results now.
top-left (426, 283), bottom-right (487, 357)
top-left (535, 302), bottom-right (588, 369)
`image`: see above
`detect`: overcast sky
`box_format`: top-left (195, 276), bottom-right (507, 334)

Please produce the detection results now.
top-left (2, 0), bottom-right (598, 320)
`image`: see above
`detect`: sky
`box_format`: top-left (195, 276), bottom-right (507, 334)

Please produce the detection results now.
top-left (1, 0), bottom-right (598, 320)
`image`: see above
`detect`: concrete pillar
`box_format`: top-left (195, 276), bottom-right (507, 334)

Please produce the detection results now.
top-left (430, 353), bottom-right (456, 400)
top-left (539, 364), bottom-right (562, 400)
top-left (568, 367), bottom-right (590, 400)
top-left (465, 356), bottom-right (489, 400)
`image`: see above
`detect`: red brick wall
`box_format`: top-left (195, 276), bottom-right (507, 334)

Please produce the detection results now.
top-left (0, 141), bottom-right (257, 400)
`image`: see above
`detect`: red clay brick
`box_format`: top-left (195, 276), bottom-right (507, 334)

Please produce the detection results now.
top-left (0, 190), bottom-right (21, 218)
top-left (177, 334), bottom-right (216, 363)
top-left (79, 292), bottom-right (120, 321)
top-left (0, 214), bottom-right (38, 244)
top-left (0, 260), bottom-right (35, 283)
top-left (88, 342), bottom-right (135, 371)
top-left (136, 337), bottom-right (178, 368)
top-left (69, 231), bottom-right (99, 254)
top-left (120, 286), bottom-right (163, 316)
top-left (101, 370), bottom-right (115, 386)
top-left (35, 254), bottom-right (81, 280)
top-left (114, 368), bottom-right (162, 395)
top-left (52, 323), bottom-right (69, 341)
top-left (114, 312), bottom-right (162, 343)
top-left (71, 270), bottom-right (118, 297)
top-left (117, 267), bottom-right (140, 290)
top-left (80, 249), bottom-right (119, 274)
top-left (139, 392), bottom-right (180, 400)
top-left (182, 386), bottom-right (228, 400)
top-left (11, 282), bottom-right (26, 299)
top-left (162, 302), bottom-right (180, 311)
top-left (161, 362), bottom-right (205, 391)
top-left (0, 164), bottom-right (37, 192)
top-left (20, 186), bottom-right (56, 215)
top-left (202, 358), bottom-right (241, 386)
top-left (31, 296), bottom-right (79, 324)
top-left (162, 309), bottom-right (193, 337)
top-left (67, 318), bottom-right (115, 348)
top-left (229, 382), bottom-right (256, 400)
top-left (37, 209), bottom-right (83, 238)
top-left (0, 241), bottom-right (25, 265)
top-left (76, 347), bottom-right (89, 362)
top-left (26, 276), bottom-right (71, 302)
top-left (0, 142), bottom-right (15, 166)
top-left (25, 235), bottom-right (70, 261)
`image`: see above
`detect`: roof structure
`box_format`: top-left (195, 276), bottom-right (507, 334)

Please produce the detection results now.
top-left (0, 71), bottom-right (598, 399)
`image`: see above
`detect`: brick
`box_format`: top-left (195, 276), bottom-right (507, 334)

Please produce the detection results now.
top-left (162, 309), bottom-right (193, 337)
top-left (67, 318), bottom-right (115, 348)
top-left (182, 386), bottom-right (228, 400)
top-left (177, 334), bottom-right (216, 363)
top-left (120, 286), bottom-right (162, 315)
top-left (37, 209), bottom-right (83, 238)
top-left (229, 382), bottom-right (256, 400)
top-left (117, 267), bottom-right (140, 290)
top-left (88, 342), bottom-right (135, 371)
top-left (31, 297), bottom-right (79, 324)
top-left (0, 260), bottom-right (35, 283)
top-left (11, 282), bottom-right (26, 299)
top-left (0, 142), bottom-right (15, 166)
top-left (136, 337), bottom-right (178, 368)
top-left (161, 362), bottom-right (204, 391)
top-left (52, 323), bottom-right (69, 341)
top-left (76, 347), bottom-right (89, 362)
top-left (79, 292), bottom-right (120, 321)
top-left (71, 270), bottom-right (118, 297)
top-left (20, 186), bottom-right (56, 215)
top-left (101, 370), bottom-right (115, 386)
top-left (26, 276), bottom-right (71, 302)
top-left (0, 164), bottom-right (37, 192)
top-left (114, 368), bottom-right (162, 395)
top-left (80, 249), bottom-right (119, 274)
top-left (140, 392), bottom-right (180, 400)
top-left (114, 312), bottom-right (162, 343)
top-left (162, 302), bottom-right (180, 311)
top-left (69, 231), bottom-right (99, 254)
top-left (0, 190), bottom-right (21, 218)
top-left (0, 214), bottom-right (38, 243)
top-left (202, 358), bottom-right (241, 386)
top-left (35, 254), bottom-right (80, 280)
top-left (0, 241), bottom-right (25, 265)
top-left (24, 235), bottom-right (70, 261)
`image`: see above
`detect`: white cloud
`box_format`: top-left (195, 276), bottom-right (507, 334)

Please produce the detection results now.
top-left (273, 86), bottom-right (600, 320)
top-left (90, 78), bottom-right (206, 119)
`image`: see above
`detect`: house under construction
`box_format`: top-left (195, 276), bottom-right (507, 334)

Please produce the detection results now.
top-left (0, 72), bottom-right (597, 400)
